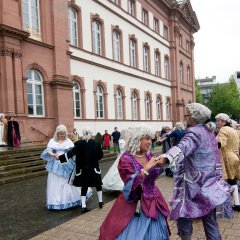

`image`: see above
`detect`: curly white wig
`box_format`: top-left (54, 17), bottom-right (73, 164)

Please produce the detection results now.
top-left (53, 125), bottom-right (68, 141)
top-left (124, 124), bottom-right (155, 155)
top-left (215, 113), bottom-right (230, 123)
top-left (0, 113), bottom-right (4, 119)
top-left (82, 127), bottom-right (93, 142)
top-left (175, 122), bottom-right (184, 130)
top-left (186, 103), bottom-right (211, 124)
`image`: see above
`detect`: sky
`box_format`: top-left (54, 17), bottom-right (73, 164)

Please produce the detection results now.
top-left (190, 0), bottom-right (240, 83)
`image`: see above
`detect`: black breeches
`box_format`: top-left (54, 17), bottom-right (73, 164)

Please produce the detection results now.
top-left (81, 185), bottom-right (102, 196)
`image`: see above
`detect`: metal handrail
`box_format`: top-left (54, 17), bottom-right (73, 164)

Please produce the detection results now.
top-left (31, 127), bottom-right (49, 139)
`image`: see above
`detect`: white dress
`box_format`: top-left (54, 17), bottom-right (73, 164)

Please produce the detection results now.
top-left (0, 122), bottom-right (6, 145)
top-left (41, 138), bottom-right (92, 210)
top-left (102, 139), bottom-right (125, 191)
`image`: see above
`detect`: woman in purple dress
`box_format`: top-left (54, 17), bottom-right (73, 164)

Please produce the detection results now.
top-left (99, 125), bottom-right (170, 240)
top-left (158, 103), bottom-right (232, 240)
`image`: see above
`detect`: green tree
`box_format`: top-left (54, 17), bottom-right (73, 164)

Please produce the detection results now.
top-left (207, 76), bottom-right (240, 118)
top-left (195, 81), bottom-right (204, 104)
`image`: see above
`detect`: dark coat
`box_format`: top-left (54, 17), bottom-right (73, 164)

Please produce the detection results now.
top-left (59, 139), bottom-right (103, 187)
top-left (7, 120), bottom-right (21, 147)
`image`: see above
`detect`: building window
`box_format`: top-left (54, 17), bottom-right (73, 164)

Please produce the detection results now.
top-left (179, 62), bottom-right (183, 83)
top-left (156, 98), bottom-right (161, 120)
top-left (143, 46), bottom-right (149, 72)
top-left (113, 30), bottom-right (120, 62)
top-left (186, 40), bottom-right (190, 51)
top-left (92, 20), bottom-right (102, 55)
top-left (166, 98), bottom-right (170, 120)
top-left (187, 66), bottom-right (190, 83)
top-left (179, 35), bottom-right (182, 46)
top-left (164, 56), bottom-right (169, 79)
top-left (96, 85), bottom-right (104, 119)
top-left (155, 51), bottom-right (160, 76)
top-left (145, 94), bottom-right (151, 120)
top-left (73, 81), bottom-right (81, 118)
top-left (113, 0), bottom-right (119, 4)
top-left (163, 25), bottom-right (168, 40)
top-left (153, 18), bottom-right (159, 33)
top-left (68, 8), bottom-right (78, 46)
top-left (27, 69), bottom-right (44, 116)
top-left (128, 0), bottom-right (135, 16)
top-left (129, 39), bottom-right (136, 68)
top-left (116, 89), bottom-right (123, 119)
top-left (142, 9), bottom-right (148, 25)
top-left (132, 92), bottom-right (138, 120)
top-left (22, 0), bottom-right (41, 40)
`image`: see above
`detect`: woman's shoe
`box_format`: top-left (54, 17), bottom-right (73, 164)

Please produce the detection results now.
top-left (232, 205), bottom-right (240, 211)
top-left (99, 202), bottom-right (104, 209)
top-left (81, 207), bottom-right (90, 213)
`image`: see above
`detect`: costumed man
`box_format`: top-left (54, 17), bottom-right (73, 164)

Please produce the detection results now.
top-left (7, 116), bottom-right (21, 147)
top-left (56, 127), bottom-right (103, 213)
top-left (158, 103), bottom-right (232, 240)
top-left (215, 113), bottom-right (240, 211)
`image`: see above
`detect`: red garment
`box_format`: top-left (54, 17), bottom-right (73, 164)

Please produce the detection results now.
top-left (103, 134), bottom-right (111, 147)
top-left (99, 152), bottom-right (170, 240)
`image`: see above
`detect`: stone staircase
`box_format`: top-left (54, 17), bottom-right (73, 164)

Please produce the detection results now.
top-left (0, 147), bottom-right (117, 185)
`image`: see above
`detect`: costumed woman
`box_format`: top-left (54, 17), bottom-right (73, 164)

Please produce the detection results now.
top-left (40, 125), bottom-right (92, 210)
top-left (56, 127), bottom-right (104, 213)
top-left (0, 113), bottom-right (8, 146)
top-left (7, 116), bottom-right (21, 147)
top-left (215, 113), bottom-right (240, 211)
top-left (99, 125), bottom-right (170, 240)
top-left (158, 103), bottom-right (232, 240)
top-left (102, 129), bottom-right (128, 191)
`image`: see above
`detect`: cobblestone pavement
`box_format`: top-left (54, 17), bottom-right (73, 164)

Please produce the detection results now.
top-left (31, 177), bottom-right (240, 240)
top-left (0, 159), bottom-right (119, 240)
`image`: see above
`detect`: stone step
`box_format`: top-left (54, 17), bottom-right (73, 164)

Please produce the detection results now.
top-left (0, 164), bottom-right (46, 177)
top-left (0, 155), bottom-right (42, 166)
top-left (0, 170), bottom-right (47, 185)
top-left (0, 160), bottom-right (46, 171)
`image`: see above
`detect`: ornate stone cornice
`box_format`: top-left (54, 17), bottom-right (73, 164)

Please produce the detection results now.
top-left (50, 75), bottom-right (73, 88)
top-left (0, 24), bottom-right (29, 39)
top-left (0, 47), bottom-right (22, 58)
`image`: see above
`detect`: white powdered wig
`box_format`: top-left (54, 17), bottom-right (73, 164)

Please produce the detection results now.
top-left (53, 125), bottom-right (68, 141)
top-left (0, 113), bottom-right (5, 119)
top-left (124, 124), bottom-right (155, 155)
top-left (175, 122), bottom-right (184, 130)
top-left (82, 127), bottom-right (93, 142)
top-left (186, 103), bottom-right (211, 124)
top-left (215, 113), bottom-right (230, 123)
top-left (230, 119), bottom-right (238, 129)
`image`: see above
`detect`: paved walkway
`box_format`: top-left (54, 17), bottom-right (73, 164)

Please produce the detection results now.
top-left (30, 177), bottom-right (240, 240)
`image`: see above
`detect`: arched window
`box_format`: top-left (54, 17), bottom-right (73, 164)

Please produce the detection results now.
top-left (73, 81), bottom-right (81, 118)
top-left (68, 7), bottom-right (78, 46)
top-left (155, 51), bottom-right (160, 76)
top-left (132, 92), bottom-right (138, 120)
top-left (113, 30), bottom-right (120, 62)
top-left (22, 0), bottom-right (41, 40)
top-left (164, 56), bottom-right (169, 79)
top-left (92, 20), bottom-right (102, 55)
top-left (187, 66), bottom-right (191, 84)
top-left (180, 62), bottom-right (183, 82)
top-left (143, 46), bottom-right (149, 72)
top-left (166, 98), bottom-right (170, 120)
top-left (156, 98), bottom-right (161, 120)
top-left (145, 94), bottom-right (151, 120)
top-left (96, 85), bottom-right (104, 118)
top-left (116, 89), bottom-right (123, 119)
top-left (129, 39), bottom-right (136, 67)
top-left (27, 69), bottom-right (44, 116)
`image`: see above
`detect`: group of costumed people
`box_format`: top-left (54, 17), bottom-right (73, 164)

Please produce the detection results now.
top-left (40, 102), bottom-right (240, 240)
top-left (0, 113), bottom-right (21, 147)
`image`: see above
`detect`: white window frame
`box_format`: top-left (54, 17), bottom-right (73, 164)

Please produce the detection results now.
top-left (180, 63), bottom-right (183, 82)
top-left (68, 7), bottom-right (78, 47)
top-left (96, 86), bottom-right (104, 119)
top-left (130, 39), bottom-right (136, 67)
top-left (153, 18), bottom-right (159, 33)
top-left (166, 99), bottom-right (170, 120)
top-left (143, 47), bottom-right (149, 72)
top-left (116, 90), bottom-right (123, 119)
top-left (142, 9), bottom-right (148, 25)
top-left (27, 69), bottom-right (45, 117)
top-left (113, 31), bottom-right (120, 62)
top-left (128, 0), bottom-right (135, 16)
top-left (164, 57), bottom-right (169, 79)
top-left (163, 25), bottom-right (168, 40)
top-left (132, 93), bottom-right (138, 120)
top-left (92, 21), bottom-right (102, 55)
top-left (146, 95), bottom-right (150, 120)
top-left (155, 52), bottom-right (160, 76)
top-left (22, 0), bottom-right (41, 40)
top-left (73, 81), bottom-right (81, 118)
top-left (187, 66), bottom-right (190, 83)
top-left (156, 98), bottom-right (161, 120)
